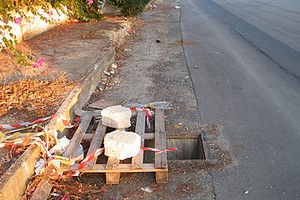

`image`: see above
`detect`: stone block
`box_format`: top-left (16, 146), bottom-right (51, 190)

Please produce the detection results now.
top-left (104, 130), bottom-right (141, 160)
top-left (101, 105), bottom-right (131, 128)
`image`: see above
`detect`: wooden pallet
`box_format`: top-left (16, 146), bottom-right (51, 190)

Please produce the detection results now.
top-left (63, 108), bottom-right (168, 184)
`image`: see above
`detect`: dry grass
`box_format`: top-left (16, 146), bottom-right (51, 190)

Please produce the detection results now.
top-left (0, 76), bottom-right (76, 120)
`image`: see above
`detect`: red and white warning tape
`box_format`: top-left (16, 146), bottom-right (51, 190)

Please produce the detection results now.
top-left (0, 114), bottom-right (73, 131)
top-left (141, 147), bottom-right (178, 154)
top-left (1, 131), bottom-right (44, 142)
top-left (78, 148), bottom-right (105, 170)
top-left (0, 114), bottom-right (73, 150)
top-left (0, 137), bottom-right (53, 159)
top-left (0, 116), bottom-right (52, 131)
top-left (31, 137), bottom-right (53, 158)
top-left (53, 114), bottom-right (74, 129)
top-left (0, 140), bottom-right (22, 148)
top-left (63, 148), bottom-right (105, 178)
top-left (130, 107), bottom-right (153, 128)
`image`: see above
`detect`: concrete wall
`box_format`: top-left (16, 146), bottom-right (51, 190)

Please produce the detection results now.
top-left (0, 4), bottom-right (69, 46)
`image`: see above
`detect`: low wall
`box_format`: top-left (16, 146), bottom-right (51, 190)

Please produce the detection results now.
top-left (0, 4), bottom-right (68, 46)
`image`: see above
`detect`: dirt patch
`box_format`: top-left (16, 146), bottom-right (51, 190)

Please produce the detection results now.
top-left (0, 76), bottom-right (75, 122)
top-left (0, 43), bottom-right (46, 82)
top-left (48, 162), bottom-right (213, 200)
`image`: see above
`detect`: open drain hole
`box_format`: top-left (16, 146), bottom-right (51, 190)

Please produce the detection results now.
top-left (167, 133), bottom-right (206, 160)
top-left (144, 133), bottom-right (206, 161)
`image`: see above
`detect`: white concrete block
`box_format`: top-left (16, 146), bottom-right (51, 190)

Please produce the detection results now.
top-left (104, 130), bottom-right (141, 160)
top-left (101, 105), bottom-right (131, 128)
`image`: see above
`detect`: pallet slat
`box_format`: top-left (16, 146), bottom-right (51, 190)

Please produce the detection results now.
top-left (106, 157), bottom-right (120, 184)
top-left (155, 109), bottom-right (167, 169)
top-left (82, 133), bottom-right (94, 140)
top-left (131, 111), bottom-right (146, 169)
top-left (63, 111), bottom-right (94, 158)
top-left (154, 109), bottom-right (168, 183)
top-left (85, 120), bottom-right (107, 169)
top-left (69, 163), bottom-right (168, 172)
top-left (82, 132), bottom-right (199, 141)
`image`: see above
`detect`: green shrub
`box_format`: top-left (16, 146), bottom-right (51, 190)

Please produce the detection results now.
top-left (108, 0), bottom-right (150, 16)
top-left (41, 0), bottom-right (103, 22)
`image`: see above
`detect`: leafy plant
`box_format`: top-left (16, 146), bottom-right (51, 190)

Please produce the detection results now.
top-left (108, 0), bottom-right (150, 16)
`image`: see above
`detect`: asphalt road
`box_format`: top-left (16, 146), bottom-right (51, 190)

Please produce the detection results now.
top-left (212, 0), bottom-right (300, 53)
top-left (179, 0), bottom-right (300, 199)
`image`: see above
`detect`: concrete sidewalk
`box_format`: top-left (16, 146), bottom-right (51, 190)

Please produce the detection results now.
top-left (26, 19), bottom-right (130, 81)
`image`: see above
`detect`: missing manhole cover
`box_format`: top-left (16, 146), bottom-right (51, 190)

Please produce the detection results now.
top-left (144, 133), bottom-right (206, 161)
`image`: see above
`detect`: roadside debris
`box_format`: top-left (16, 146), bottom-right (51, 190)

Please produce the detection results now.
top-left (111, 63), bottom-right (118, 69)
top-left (1, 100), bottom-right (176, 198)
top-left (123, 101), bottom-right (173, 110)
top-left (124, 48), bottom-right (131, 52)
top-left (50, 192), bottom-right (60, 197)
top-left (88, 99), bottom-right (124, 109)
top-left (96, 63), bottom-right (121, 92)
top-left (34, 158), bottom-right (45, 175)
top-left (49, 136), bottom-right (70, 155)
top-left (148, 4), bottom-right (158, 9)
top-left (141, 186), bottom-right (153, 193)
top-left (173, 123), bottom-right (182, 129)
top-left (244, 187), bottom-right (251, 195)
top-left (103, 71), bottom-right (111, 76)
top-left (74, 144), bottom-right (84, 161)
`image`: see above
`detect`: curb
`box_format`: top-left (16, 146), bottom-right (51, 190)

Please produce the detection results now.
top-left (0, 46), bottom-right (116, 200)
top-left (0, 145), bottom-right (41, 199)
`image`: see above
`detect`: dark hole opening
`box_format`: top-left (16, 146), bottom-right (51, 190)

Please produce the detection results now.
top-left (144, 133), bottom-right (206, 162)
